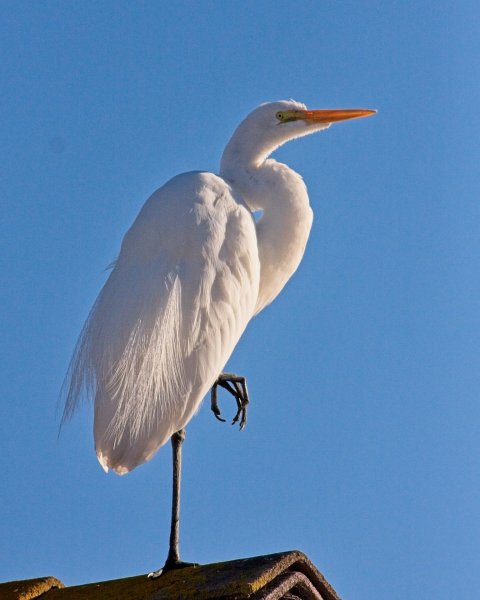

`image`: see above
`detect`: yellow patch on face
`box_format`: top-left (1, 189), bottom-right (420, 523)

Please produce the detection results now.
top-left (275, 110), bottom-right (301, 123)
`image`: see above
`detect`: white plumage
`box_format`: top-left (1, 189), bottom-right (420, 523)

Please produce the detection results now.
top-left (62, 100), bottom-right (375, 477)
top-left (63, 172), bottom-right (259, 474)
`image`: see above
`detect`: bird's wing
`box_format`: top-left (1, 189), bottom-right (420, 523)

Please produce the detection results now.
top-left (61, 172), bottom-right (259, 474)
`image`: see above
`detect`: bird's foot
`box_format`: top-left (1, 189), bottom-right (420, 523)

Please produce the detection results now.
top-left (148, 560), bottom-right (198, 579)
top-left (210, 373), bottom-right (249, 430)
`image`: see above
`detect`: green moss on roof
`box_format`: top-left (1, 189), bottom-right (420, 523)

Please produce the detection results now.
top-left (0, 576), bottom-right (64, 600)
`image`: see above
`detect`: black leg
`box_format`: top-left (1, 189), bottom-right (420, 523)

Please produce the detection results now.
top-left (148, 429), bottom-right (197, 578)
top-left (210, 373), bottom-right (250, 430)
top-left (164, 429), bottom-right (184, 568)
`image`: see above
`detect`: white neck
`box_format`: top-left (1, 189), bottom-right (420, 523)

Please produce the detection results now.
top-left (221, 146), bottom-right (313, 314)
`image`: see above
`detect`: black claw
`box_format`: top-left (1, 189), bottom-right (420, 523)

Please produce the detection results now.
top-left (211, 396), bottom-right (226, 422)
top-left (149, 560), bottom-right (198, 578)
top-left (231, 409), bottom-right (243, 427)
top-left (211, 382), bottom-right (226, 424)
top-left (211, 372), bottom-right (250, 430)
top-left (233, 410), bottom-right (247, 430)
top-left (164, 559), bottom-right (198, 572)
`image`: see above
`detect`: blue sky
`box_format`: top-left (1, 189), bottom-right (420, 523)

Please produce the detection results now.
top-left (1, 2), bottom-right (479, 598)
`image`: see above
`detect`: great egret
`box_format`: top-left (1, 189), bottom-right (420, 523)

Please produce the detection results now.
top-left (62, 100), bottom-right (375, 574)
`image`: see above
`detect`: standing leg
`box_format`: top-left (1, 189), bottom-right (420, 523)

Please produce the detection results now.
top-left (148, 428), bottom-right (196, 578)
top-left (164, 428), bottom-right (185, 568)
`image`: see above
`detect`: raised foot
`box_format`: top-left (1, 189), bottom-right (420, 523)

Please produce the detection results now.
top-left (148, 560), bottom-right (198, 579)
top-left (210, 372), bottom-right (249, 430)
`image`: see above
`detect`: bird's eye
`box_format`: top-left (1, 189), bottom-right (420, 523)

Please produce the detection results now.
top-left (276, 111), bottom-right (297, 123)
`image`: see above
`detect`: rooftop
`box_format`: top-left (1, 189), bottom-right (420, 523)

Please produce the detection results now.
top-left (1, 550), bottom-right (341, 600)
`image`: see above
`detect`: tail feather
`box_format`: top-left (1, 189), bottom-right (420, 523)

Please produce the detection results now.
top-left (61, 267), bottom-right (189, 473)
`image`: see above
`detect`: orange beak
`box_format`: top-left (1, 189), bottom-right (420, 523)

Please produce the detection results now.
top-left (299, 108), bottom-right (377, 124)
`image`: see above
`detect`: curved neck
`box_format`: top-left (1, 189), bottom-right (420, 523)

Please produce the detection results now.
top-left (221, 157), bottom-right (313, 313)
top-left (221, 130), bottom-right (279, 174)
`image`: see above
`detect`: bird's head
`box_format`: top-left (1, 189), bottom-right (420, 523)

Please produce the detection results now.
top-left (221, 99), bottom-right (376, 171)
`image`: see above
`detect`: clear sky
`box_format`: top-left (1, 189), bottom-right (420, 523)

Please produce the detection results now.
top-left (1, 2), bottom-right (479, 598)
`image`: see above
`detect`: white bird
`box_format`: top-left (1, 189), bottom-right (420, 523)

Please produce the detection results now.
top-left (62, 100), bottom-right (375, 573)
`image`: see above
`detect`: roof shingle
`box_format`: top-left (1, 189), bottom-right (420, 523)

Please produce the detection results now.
top-left (0, 550), bottom-right (341, 600)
